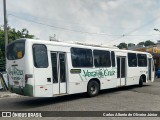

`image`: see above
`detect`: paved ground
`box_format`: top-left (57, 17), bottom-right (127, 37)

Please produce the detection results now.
top-left (0, 79), bottom-right (160, 120)
top-left (0, 91), bottom-right (20, 98)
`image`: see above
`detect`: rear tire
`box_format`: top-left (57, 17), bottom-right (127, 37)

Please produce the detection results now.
top-left (139, 76), bottom-right (143, 87)
top-left (87, 81), bottom-right (100, 97)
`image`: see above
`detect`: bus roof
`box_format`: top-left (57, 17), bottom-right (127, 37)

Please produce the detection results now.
top-left (14, 38), bottom-right (152, 56)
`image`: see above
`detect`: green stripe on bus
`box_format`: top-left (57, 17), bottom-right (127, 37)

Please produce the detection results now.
top-left (11, 84), bottom-right (33, 96)
top-left (23, 84), bottom-right (33, 96)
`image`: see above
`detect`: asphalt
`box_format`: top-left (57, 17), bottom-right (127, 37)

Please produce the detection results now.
top-left (0, 79), bottom-right (160, 120)
top-left (0, 78), bottom-right (159, 99)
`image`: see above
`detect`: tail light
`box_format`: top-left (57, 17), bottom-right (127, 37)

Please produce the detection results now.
top-left (25, 74), bottom-right (33, 84)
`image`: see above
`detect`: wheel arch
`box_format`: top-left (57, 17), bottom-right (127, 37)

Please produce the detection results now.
top-left (87, 78), bottom-right (101, 89)
top-left (141, 74), bottom-right (147, 83)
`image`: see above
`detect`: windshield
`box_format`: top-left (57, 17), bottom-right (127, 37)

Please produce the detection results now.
top-left (7, 40), bottom-right (25, 60)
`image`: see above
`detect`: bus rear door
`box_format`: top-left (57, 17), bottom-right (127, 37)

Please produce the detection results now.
top-left (51, 52), bottom-right (67, 95)
top-left (33, 44), bottom-right (53, 97)
top-left (117, 56), bottom-right (126, 86)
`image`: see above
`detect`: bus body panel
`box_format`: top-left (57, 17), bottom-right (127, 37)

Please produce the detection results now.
top-left (6, 39), bottom-right (155, 97)
top-left (24, 40), bottom-right (35, 96)
top-left (7, 39), bottom-right (34, 96)
top-left (7, 58), bottom-right (25, 90)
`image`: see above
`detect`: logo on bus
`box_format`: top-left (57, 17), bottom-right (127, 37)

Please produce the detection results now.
top-left (8, 66), bottom-right (24, 81)
top-left (81, 68), bottom-right (116, 79)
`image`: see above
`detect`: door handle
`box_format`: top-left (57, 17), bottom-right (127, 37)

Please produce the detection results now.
top-left (47, 78), bottom-right (51, 82)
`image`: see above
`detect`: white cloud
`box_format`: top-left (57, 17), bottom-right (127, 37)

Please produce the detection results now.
top-left (0, 0), bottom-right (160, 46)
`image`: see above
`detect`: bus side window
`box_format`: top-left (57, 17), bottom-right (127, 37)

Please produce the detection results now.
top-left (93, 50), bottom-right (111, 67)
top-left (33, 44), bottom-right (48, 68)
top-left (128, 53), bottom-right (137, 67)
top-left (71, 48), bottom-right (93, 67)
top-left (137, 54), bottom-right (147, 67)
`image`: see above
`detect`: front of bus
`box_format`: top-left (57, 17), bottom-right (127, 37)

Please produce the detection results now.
top-left (6, 39), bottom-right (33, 96)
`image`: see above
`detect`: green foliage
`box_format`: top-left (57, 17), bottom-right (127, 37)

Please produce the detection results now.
top-left (118, 40), bottom-right (155, 49)
top-left (128, 43), bottom-right (135, 47)
top-left (0, 26), bottom-right (34, 71)
top-left (137, 40), bottom-right (155, 47)
top-left (144, 40), bottom-right (155, 47)
top-left (137, 42), bottom-right (145, 46)
top-left (117, 42), bottom-right (127, 49)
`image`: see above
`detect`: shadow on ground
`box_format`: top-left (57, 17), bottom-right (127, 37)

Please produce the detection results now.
top-left (10, 84), bottom-right (151, 110)
top-left (100, 84), bottom-right (150, 95)
top-left (0, 85), bottom-right (150, 110)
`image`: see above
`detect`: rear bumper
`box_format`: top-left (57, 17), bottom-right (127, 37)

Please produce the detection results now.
top-left (10, 84), bottom-right (33, 97)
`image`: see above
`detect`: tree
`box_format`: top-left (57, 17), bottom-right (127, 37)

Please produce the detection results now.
top-left (144, 40), bottom-right (155, 47)
top-left (137, 42), bottom-right (145, 46)
top-left (0, 26), bottom-right (34, 71)
top-left (128, 43), bottom-right (135, 48)
top-left (137, 40), bottom-right (155, 47)
top-left (117, 42), bottom-right (127, 49)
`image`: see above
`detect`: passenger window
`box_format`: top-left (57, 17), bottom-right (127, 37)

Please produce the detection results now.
top-left (137, 54), bottom-right (147, 67)
top-left (33, 44), bottom-right (48, 68)
top-left (93, 50), bottom-right (111, 67)
top-left (128, 53), bottom-right (137, 67)
top-left (71, 48), bottom-right (93, 67)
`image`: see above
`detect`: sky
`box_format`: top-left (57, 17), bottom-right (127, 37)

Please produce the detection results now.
top-left (1, 0), bottom-right (160, 46)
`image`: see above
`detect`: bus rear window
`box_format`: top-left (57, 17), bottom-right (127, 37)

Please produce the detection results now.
top-left (7, 41), bottom-right (25, 60)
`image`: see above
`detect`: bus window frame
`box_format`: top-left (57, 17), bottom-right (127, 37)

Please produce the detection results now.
top-left (137, 54), bottom-right (147, 67)
top-left (128, 53), bottom-right (138, 67)
top-left (93, 49), bottom-right (111, 68)
top-left (7, 40), bottom-right (25, 60)
top-left (70, 47), bottom-right (93, 68)
top-left (32, 44), bottom-right (49, 68)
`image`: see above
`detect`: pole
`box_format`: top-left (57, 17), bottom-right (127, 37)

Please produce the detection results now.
top-left (3, 0), bottom-right (8, 73)
top-left (3, 0), bottom-right (8, 49)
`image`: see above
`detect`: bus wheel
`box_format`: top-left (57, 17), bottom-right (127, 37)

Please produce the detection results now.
top-left (87, 81), bottom-right (100, 97)
top-left (139, 76), bottom-right (143, 87)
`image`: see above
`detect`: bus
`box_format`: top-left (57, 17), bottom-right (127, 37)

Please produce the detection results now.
top-left (6, 39), bottom-right (155, 97)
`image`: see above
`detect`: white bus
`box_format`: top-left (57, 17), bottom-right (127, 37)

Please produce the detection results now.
top-left (6, 39), bottom-right (155, 97)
